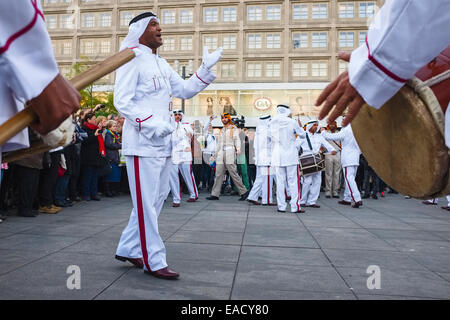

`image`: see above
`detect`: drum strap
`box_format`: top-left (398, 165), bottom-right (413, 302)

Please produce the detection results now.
top-left (306, 133), bottom-right (313, 151)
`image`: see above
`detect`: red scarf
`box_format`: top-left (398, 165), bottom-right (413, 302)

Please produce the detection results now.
top-left (84, 122), bottom-right (106, 157)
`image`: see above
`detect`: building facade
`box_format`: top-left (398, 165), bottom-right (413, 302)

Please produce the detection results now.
top-left (43, 0), bottom-right (384, 125)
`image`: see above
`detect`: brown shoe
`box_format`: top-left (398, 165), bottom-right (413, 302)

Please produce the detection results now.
top-left (115, 255), bottom-right (144, 268)
top-left (247, 199), bottom-right (261, 205)
top-left (441, 206), bottom-right (450, 211)
top-left (50, 204), bottom-right (62, 213)
top-left (145, 267), bottom-right (179, 280)
top-left (352, 201), bottom-right (363, 208)
top-left (187, 198), bottom-right (197, 202)
top-left (172, 203), bottom-right (180, 207)
top-left (262, 203), bottom-right (277, 206)
top-left (338, 200), bottom-right (351, 206)
top-left (309, 204), bottom-right (321, 208)
top-left (39, 205), bottom-right (59, 214)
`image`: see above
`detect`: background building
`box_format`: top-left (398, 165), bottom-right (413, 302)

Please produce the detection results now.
top-left (43, 0), bottom-right (385, 126)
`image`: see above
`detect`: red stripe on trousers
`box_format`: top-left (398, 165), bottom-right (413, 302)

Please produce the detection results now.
top-left (178, 169), bottom-right (181, 200)
top-left (344, 167), bottom-right (356, 203)
top-left (267, 167), bottom-right (270, 205)
top-left (134, 156), bottom-right (152, 272)
top-left (296, 166), bottom-right (300, 211)
top-left (190, 164), bottom-right (198, 198)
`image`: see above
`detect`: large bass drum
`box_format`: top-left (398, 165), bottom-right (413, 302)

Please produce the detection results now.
top-left (299, 153), bottom-right (325, 176)
top-left (351, 46), bottom-right (450, 199)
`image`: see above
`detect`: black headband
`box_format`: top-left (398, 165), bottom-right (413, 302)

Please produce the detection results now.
top-left (260, 115), bottom-right (271, 120)
top-left (277, 104), bottom-right (290, 109)
top-left (129, 12), bottom-right (158, 26)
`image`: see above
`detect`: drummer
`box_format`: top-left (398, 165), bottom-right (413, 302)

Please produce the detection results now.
top-left (316, 0), bottom-right (450, 134)
top-left (299, 120), bottom-right (336, 209)
top-left (0, 1), bottom-right (81, 164)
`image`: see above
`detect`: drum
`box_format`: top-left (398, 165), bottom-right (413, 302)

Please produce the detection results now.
top-left (299, 153), bottom-right (325, 176)
top-left (352, 46), bottom-right (450, 199)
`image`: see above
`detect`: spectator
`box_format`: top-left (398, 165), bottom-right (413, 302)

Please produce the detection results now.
top-left (39, 147), bottom-right (63, 214)
top-left (104, 120), bottom-right (122, 197)
top-left (201, 117), bottom-right (217, 191)
top-left (80, 112), bottom-right (105, 201)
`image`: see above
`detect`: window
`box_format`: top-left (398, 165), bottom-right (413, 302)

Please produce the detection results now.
top-left (339, 32), bottom-right (354, 48)
top-left (100, 41), bottom-right (110, 54)
top-left (60, 14), bottom-right (73, 29)
top-left (247, 62), bottom-right (262, 77)
top-left (180, 37), bottom-right (192, 51)
top-left (46, 15), bottom-right (57, 29)
top-left (162, 37), bottom-right (175, 51)
top-left (312, 4), bottom-right (327, 19)
top-left (248, 6), bottom-right (263, 21)
top-left (223, 7), bottom-right (237, 22)
top-left (293, 61), bottom-right (308, 77)
top-left (293, 33), bottom-right (308, 49)
top-left (223, 35), bottom-right (237, 50)
top-left (221, 63), bottom-right (236, 78)
top-left (61, 0), bottom-right (72, 3)
top-left (81, 41), bottom-right (94, 55)
top-left (204, 36), bottom-right (218, 50)
top-left (248, 34), bottom-right (262, 49)
top-left (62, 41), bottom-right (72, 55)
top-left (265, 62), bottom-right (280, 77)
top-left (312, 32), bottom-right (327, 48)
top-left (98, 13), bottom-right (111, 27)
top-left (120, 11), bottom-right (133, 26)
top-left (204, 8), bottom-right (219, 23)
top-left (266, 34), bottom-right (281, 49)
top-left (359, 31), bottom-right (367, 46)
top-left (266, 5), bottom-right (281, 20)
top-left (339, 3), bottom-right (354, 18)
top-left (311, 61), bottom-right (328, 77)
top-left (338, 61), bottom-right (348, 74)
top-left (82, 13), bottom-right (95, 28)
top-left (45, 0), bottom-right (57, 4)
top-left (162, 10), bottom-right (176, 24)
top-left (180, 9), bottom-right (193, 24)
top-left (293, 4), bottom-right (308, 20)
top-left (359, 2), bottom-right (375, 18)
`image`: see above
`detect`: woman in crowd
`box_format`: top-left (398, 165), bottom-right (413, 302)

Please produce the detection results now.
top-left (104, 120), bottom-right (122, 197)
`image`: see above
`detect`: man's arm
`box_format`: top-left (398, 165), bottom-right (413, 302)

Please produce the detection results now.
top-left (168, 64), bottom-right (216, 100)
top-left (0, 0), bottom-right (80, 134)
top-left (317, 0), bottom-right (450, 126)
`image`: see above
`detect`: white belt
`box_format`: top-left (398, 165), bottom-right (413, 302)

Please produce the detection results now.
top-left (222, 146), bottom-right (234, 151)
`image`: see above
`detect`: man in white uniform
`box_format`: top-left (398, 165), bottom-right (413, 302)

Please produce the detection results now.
top-left (114, 12), bottom-right (222, 279)
top-left (324, 121), bottom-right (342, 198)
top-left (247, 115), bottom-right (276, 206)
top-left (0, 0), bottom-right (80, 163)
top-left (269, 105), bottom-right (306, 213)
top-left (317, 0), bottom-right (450, 136)
top-left (169, 109), bottom-right (198, 207)
top-left (299, 120), bottom-right (336, 208)
top-left (322, 124), bottom-right (362, 208)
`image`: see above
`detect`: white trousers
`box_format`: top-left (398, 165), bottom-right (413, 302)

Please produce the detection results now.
top-left (247, 166), bottom-right (274, 204)
top-left (116, 156), bottom-right (170, 272)
top-left (343, 165), bottom-right (362, 203)
top-left (169, 162), bottom-right (198, 203)
top-left (301, 171), bottom-right (322, 205)
top-left (275, 165), bottom-right (302, 212)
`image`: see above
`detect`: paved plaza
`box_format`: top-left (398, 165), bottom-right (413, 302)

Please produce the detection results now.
top-left (0, 191), bottom-right (450, 300)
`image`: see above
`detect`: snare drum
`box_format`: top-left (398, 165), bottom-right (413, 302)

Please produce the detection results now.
top-left (299, 153), bottom-right (325, 176)
top-left (352, 45), bottom-right (450, 199)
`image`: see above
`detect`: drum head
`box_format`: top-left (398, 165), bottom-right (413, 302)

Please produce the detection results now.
top-left (352, 85), bottom-right (449, 198)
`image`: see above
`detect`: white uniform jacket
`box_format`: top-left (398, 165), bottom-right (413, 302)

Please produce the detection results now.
top-left (171, 121), bottom-right (193, 164)
top-left (254, 119), bottom-right (271, 166)
top-left (114, 44), bottom-right (216, 158)
top-left (269, 115), bottom-right (306, 167)
top-left (0, 0), bottom-right (59, 152)
top-left (202, 118), bottom-right (217, 155)
top-left (299, 132), bottom-right (336, 156)
top-left (322, 125), bottom-right (361, 168)
top-left (349, 0), bottom-right (450, 109)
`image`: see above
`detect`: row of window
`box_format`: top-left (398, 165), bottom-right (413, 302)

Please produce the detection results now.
top-left (45, 2), bottom-right (376, 30)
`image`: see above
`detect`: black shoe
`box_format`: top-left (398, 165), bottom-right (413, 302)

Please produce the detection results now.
top-left (91, 196), bottom-right (101, 201)
top-left (239, 191), bottom-right (250, 201)
top-left (54, 201), bottom-right (71, 208)
top-left (18, 210), bottom-right (38, 217)
top-left (325, 195), bottom-right (331, 198)
top-left (332, 195), bottom-right (340, 198)
top-left (206, 196), bottom-right (219, 200)
top-left (372, 194), bottom-right (378, 199)
top-left (277, 209), bottom-right (286, 213)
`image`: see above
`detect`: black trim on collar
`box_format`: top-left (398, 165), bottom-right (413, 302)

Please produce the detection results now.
top-left (129, 12), bottom-right (158, 26)
top-left (260, 115), bottom-right (271, 120)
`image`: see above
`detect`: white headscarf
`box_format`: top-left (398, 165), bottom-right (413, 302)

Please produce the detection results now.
top-left (120, 16), bottom-right (160, 51)
top-left (276, 105), bottom-right (291, 117)
top-left (306, 120), bottom-right (319, 133)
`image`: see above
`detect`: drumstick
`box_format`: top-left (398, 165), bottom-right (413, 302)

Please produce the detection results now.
top-left (0, 48), bottom-right (135, 148)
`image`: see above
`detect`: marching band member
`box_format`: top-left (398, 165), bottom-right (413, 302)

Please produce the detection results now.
top-left (299, 120), bottom-right (336, 208)
top-left (324, 121), bottom-right (342, 198)
top-left (207, 113), bottom-right (249, 201)
top-left (269, 105), bottom-right (306, 213)
top-left (321, 124), bottom-right (362, 208)
top-left (0, 0), bottom-right (80, 164)
top-left (114, 12), bottom-right (222, 279)
top-left (247, 115), bottom-right (275, 206)
top-left (168, 109), bottom-right (198, 207)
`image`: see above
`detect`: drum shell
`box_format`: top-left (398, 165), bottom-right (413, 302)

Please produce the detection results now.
top-left (299, 153), bottom-right (325, 176)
